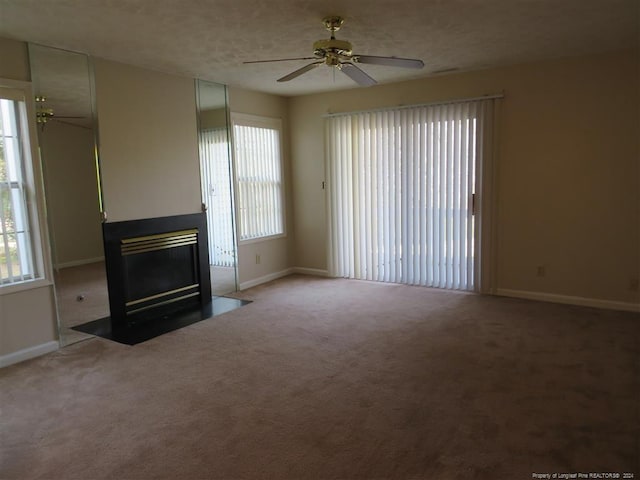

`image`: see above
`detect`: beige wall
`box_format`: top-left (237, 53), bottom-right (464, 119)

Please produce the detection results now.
top-left (94, 59), bottom-right (201, 222)
top-left (39, 121), bottom-right (103, 267)
top-left (0, 287), bottom-right (58, 358)
top-left (289, 50), bottom-right (639, 305)
top-left (200, 108), bottom-right (227, 130)
top-left (0, 37), bottom-right (30, 82)
top-left (228, 87), bottom-right (295, 285)
top-left (0, 37), bottom-right (58, 359)
top-left (1, 42), bottom-right (206, 360)
top-left (2, 32), bottom-right (636, 363)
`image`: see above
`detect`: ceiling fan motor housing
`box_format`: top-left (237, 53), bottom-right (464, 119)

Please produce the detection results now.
top-left (313, 38), bottom-right (353, 58)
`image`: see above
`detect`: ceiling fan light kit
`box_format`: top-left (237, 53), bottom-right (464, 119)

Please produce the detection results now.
top-left (35, 95), bottom-right (53, 124)
top-left (34, 94), bottom-right (86, 127)
top-left (244, 16), bottom-right (424, 87)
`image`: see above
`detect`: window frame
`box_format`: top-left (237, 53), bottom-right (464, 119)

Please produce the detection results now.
top-left (0, 79), bottom-right (51, 295)
top-left (230, 112), bottom-right (286, 244)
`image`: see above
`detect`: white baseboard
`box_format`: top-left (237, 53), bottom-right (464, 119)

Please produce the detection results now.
top-left (496, 289), bottom-right (640, 313)
top-left (239, 268), bottom-right (294, 290)
top-left (0, 340), bottom-right (59, 368)
top-left (292, 267), bottom-right (330, 277)
top-left (55, 256), bottom-right (104, 269)
top-left (239, 267), bottom-right (330, 290)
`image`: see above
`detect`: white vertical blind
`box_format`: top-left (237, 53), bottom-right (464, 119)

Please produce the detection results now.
top-left (199, 128), bottom-right (235, 267)
top-left (326, 99), bottom-right (495, 292)
top-left (232, 115), bottom-right (284, 241)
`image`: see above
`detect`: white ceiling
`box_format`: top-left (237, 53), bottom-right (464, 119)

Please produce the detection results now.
top-left (0, 0), bottom-right (638, 97)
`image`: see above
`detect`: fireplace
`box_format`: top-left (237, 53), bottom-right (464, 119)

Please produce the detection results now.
top-left (103, 213), bottom-right (211, 330)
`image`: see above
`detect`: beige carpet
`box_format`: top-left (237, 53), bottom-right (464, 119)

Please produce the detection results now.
top-left (211, 265), bottom-right (238, 296)
top-left (1, 275), bottom-right (638, 479)
top-left (53, 262), bottom-right (110, 346)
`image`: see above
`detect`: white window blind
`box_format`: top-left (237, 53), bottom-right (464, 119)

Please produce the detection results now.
top-left (232, 114), bottom-right (284, 241)
top-left (0, 93), bottom-right (36, 286)
top-left (199, 128), bottom-right (235, 267)
top-left (326, 99), bottom-right (495, 292)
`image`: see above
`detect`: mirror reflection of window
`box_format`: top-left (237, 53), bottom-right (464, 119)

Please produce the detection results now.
top-left (196, 80), bottom-right (238, 296)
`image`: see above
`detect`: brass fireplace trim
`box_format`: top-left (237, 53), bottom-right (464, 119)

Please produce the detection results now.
top-left (125, 283), bottom-right (201, 308)
top-left (121, 229), bottom-right (198, 255)
top-left (127, 291), bottom-right (200, 315)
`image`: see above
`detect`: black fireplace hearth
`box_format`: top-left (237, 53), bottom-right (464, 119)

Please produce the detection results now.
top-left (72, 295), bottom-right (251, 345)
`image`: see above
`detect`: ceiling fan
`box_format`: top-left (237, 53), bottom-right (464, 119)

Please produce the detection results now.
top-left (35, 95), bottom-right (87, 128)
top-left (244, 16), bottom-right (424, 86)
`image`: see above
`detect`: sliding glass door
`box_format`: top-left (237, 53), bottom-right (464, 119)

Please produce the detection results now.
top-left (326, 98), bottom-right (496, 292)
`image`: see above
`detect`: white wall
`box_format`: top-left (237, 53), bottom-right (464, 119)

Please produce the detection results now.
top-left (289, 50), bottom-right (639, 307)
top-left (227, 87), bottom-right (295, 287)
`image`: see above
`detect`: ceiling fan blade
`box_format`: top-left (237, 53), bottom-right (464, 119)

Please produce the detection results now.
top-left (244, 57), bottom-right (317, 64)
top-left (52, 118), bottom-right (91, 128)
top-left (339, 62), bottom-right (377, 87)
top-left (277, 61), bottom-right (323, 82)
top-left (353, 55), bottom-right (424, 69)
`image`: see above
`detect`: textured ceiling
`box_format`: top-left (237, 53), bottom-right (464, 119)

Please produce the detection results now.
top-left (0, 0), bottom-right (638, 97)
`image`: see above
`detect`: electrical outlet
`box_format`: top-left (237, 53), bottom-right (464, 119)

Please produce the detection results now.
top-left (630, 277), bottom-right (639, 292)
top-left (255, 254), bottom-right (261, 265)
top-left (536, 265), bottom-right (546, 277)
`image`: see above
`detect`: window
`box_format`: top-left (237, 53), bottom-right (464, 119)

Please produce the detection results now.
top-left (232, 114), bottom-right (284, 241)
top-left (0, 87), bottom-right (40, 287)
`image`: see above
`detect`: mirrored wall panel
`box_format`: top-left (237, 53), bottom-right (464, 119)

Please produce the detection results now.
top-left (29, 44), bottom-right (107, 347)
top-left (196, 80), bottom-right (237, 295)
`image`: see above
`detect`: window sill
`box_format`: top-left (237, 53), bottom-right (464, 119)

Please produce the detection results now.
top-left (239, 233), bottom-right (287, 245)
top-left (0, 278), bottom-right (52, 296)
